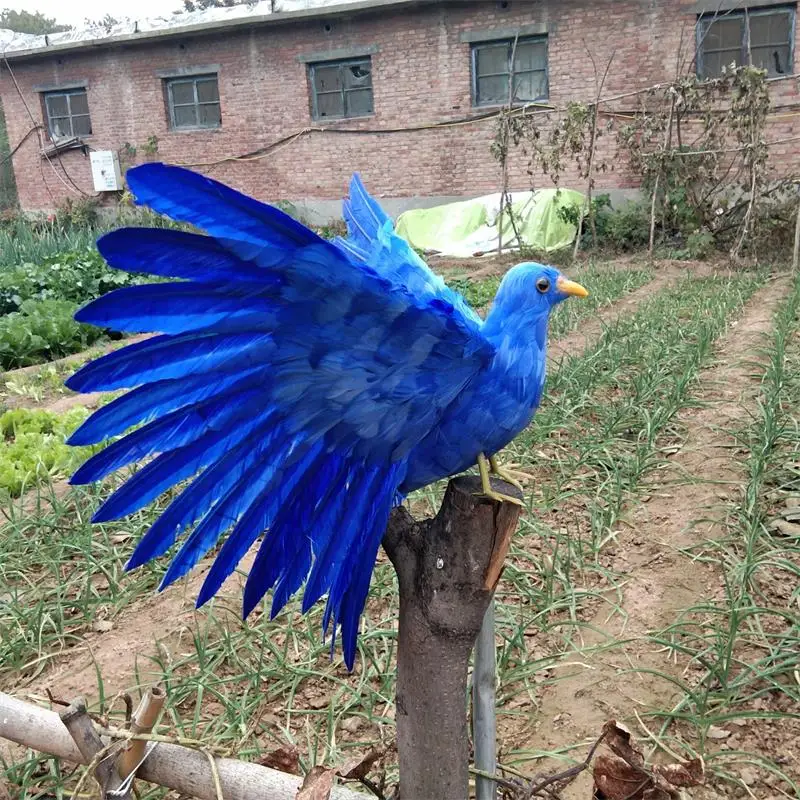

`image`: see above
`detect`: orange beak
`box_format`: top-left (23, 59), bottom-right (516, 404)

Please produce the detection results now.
top-left (556, 276), bottom-right (589, 298)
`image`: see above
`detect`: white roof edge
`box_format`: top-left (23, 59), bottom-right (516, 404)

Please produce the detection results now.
top-left (0, 0), bottom-right (436, 60)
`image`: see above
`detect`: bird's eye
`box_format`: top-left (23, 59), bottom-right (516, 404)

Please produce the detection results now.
top-left (536, 277), bottom-right (550, 294)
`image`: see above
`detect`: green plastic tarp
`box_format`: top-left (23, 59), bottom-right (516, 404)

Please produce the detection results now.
top-left (394, 188), bottom-right (586, 258)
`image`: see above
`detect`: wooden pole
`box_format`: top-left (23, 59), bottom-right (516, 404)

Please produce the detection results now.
top-left (383, 475), bottom-right (523, 800)
top-left (472, 601), bottom-right (497, 800)
top-left (60, 697), bottom-right (130, 799)
top-left (0, 691), bottom-right (364, 800)
top-left (117, 686), bottom-right (165, 779)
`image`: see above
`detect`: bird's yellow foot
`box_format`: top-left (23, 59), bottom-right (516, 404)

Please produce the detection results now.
top-left (474, 453), bottom-right (525, 506)
top-left (488, 456), bottom-right (533, 493)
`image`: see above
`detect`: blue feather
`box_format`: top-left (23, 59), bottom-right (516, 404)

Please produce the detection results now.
top-left (66, 331), bottom-right (276, 392)
top-left (75, 282), bottom-right (279, 335)
top-left (336, 474), bottom-right (401, 669)
top-left (126, 164), bottom-right (320, 256)
top-left (199, 438), bottom-right (326, 607)
top-left (91, 411), bottom-right (273, 522)
top-left (71, 383), bottom-right (266, 485)
top-left (267, 454), bottom-right (350, 616)
top-left (67, 367), bottom-right (265, 446)
top-left (126, 415), bottom-right (281, 570)
top-left (306, 465), bottom-right (380, 622)
top-left (98, 228), bottom-right (277, 283)
top-left (237, 450), bottom-right (348, 617)
top-left (157, 438), bottom-right (308, 590)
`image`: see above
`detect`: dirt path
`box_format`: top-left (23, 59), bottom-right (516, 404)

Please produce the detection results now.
top-left (528, 276), bottom-right (790, 798)
top-left (548, 261), bottom-right (710, 363)
top-left (13, 265), bottom-right (679, 708)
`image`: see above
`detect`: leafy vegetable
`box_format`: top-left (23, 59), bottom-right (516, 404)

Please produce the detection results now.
top-left (0, 406), bottom-right (92, 497)
top-left (0, 298), bottom-right (106, 370)
top-left (0, 249), bottom-right (146, 315)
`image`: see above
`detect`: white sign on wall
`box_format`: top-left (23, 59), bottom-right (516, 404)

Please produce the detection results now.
top-left (90, 150), bottom-right (123, 192)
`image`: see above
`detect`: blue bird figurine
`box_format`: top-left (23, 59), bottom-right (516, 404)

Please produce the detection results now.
top-left (66, 165), bottom-right (588, 668)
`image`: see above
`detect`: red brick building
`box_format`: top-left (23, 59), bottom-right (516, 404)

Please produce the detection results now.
top-left (0, 0), bottom-right (798, 217)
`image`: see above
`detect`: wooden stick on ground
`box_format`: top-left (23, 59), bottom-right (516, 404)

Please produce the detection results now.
top-left (0, 692), bottom-right (364, 800)
top-left (117, 687), bottom-right (165, 780)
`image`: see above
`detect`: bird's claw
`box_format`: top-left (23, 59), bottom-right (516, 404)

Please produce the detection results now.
top-left (476, 452), bottom-right (526, 506)
top-left (473, 486), bottom-right (526, 506)
top-left (489, 456), bottom-right (532, 493)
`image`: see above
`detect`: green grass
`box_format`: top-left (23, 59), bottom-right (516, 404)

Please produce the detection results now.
top-left (0, 483), bottom-right (162, 680)
top-left (0, 221), bottom-right (103, 267)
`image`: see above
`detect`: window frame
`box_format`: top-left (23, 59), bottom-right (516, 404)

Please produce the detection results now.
top-left (696, 4), bottom-right (796, 78)
top-left (470, 34), bottom-right (550, 108)
top-left (164, 73), bottom-right (222, 131)
top-left (308, 56), bottom-right (374, 121)
top-left (42, 88), bottom-right (92, 140)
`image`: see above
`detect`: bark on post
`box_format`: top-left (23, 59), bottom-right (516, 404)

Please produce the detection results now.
top-left (383, 475), bottom-right (523, 800)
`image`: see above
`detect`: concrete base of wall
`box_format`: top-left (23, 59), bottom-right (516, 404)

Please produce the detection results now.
top-left (81, 187), bottom-right (644, 226)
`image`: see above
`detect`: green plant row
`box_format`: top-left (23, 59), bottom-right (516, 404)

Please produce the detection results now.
top-left (0, 248), bottom-right (148, 315)
top-left (0, 298), bottom-right (107, 370)
top-left (0, 406), bottom-right (92, 497)
top-left (646, 272), bottom-right (800, 794)
top-left (490, 272), bottom-right (764, 722)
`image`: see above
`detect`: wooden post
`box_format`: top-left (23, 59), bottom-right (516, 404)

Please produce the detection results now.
top-left (383, 475), bottom-right (523, 800)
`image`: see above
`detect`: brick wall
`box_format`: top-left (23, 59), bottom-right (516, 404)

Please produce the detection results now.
top-left (1, 0), bottom-right (798, 213)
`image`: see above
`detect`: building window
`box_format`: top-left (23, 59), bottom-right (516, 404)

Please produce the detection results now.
top-left (471, 36), bottom-right (549, 106)
top-left (309, 57), bottom-right (373, 120)
top-left (43, 89), bottom-right (92, 139)
top-left (697, 5), bottom-right (795, 78)
top-left (165, 74), bottom-right (221, 130)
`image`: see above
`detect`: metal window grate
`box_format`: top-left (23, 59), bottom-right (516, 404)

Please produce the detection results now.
top-left (697, 5), bottom-right (795, 78)
top-left (471, 36), bottom-right (549, 107)
top-left (165, 74), bottom-right (222, 130)
top-left (309, 57), bottom-right (373, 120)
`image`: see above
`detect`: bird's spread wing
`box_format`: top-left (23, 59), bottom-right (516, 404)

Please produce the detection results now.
top-left (67, 163), bottom-right (493, 666)
top-left (333, 174), bottom-right (483, 325)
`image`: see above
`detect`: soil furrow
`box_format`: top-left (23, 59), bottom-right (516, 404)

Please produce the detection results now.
top-left (527, 275), bottom-right (790, 798)
top-left (547, 263), bottom-right (699, 364)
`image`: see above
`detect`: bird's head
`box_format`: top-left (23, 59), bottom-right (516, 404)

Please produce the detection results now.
top-left (488, 262), bottom-right (588, 324)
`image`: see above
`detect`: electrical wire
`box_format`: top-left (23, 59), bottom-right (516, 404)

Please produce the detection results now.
top-left (2, 52), bottom-right (95, 199)
top-left (0, 124), bottom-right (41, 167)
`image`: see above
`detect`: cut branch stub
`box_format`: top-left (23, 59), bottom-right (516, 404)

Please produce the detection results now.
top-left (383, 475), bottom-right (524, 800)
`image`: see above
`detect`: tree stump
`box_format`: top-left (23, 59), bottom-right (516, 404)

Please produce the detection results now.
top-left (383, 475), bottom-right (523, 800)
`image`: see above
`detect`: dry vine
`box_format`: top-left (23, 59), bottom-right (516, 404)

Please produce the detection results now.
top-left (492, 49), bottom-right (790, 260)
